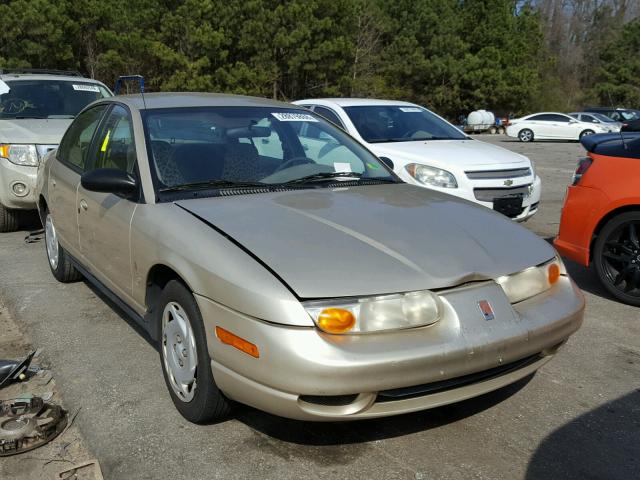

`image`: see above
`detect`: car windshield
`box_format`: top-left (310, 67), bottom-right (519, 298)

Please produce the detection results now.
top-left (592, 113), bottom-right (617, 123)
top-left (142, 107), bottom-right (397, 196)
top-left (620, 111), bottom-right (640, 121)
top-left (0, 80), bottom-right (111, 119)
top-left (342, 105), bottom-right (467, 143)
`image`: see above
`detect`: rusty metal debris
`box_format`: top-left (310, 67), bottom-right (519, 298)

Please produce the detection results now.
top-left (0, 396), bottom-right (68, 456)
top-left (57, 459), bottom-right (104, 480)
top-left (0, 350), bottom-right (36, 388)
top-left (24, 228), bottom-right (45, 244)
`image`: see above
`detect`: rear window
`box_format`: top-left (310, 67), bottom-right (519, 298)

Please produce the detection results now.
top-left (0, 79), bottom-right (111, 119)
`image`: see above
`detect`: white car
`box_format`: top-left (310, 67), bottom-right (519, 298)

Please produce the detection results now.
top-left (506, 112), bottom-right (618, 143)
top-left (292, 98), bottom-right (541, 221)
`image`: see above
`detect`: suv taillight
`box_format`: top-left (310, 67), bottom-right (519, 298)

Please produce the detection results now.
top-left (572, 157), bottom-right (592, 185)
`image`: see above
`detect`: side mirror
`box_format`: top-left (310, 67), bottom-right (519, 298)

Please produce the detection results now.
top-left (81, 168), bottom-right (137, 197)
top-left (378, 156), bottom-right (394, 170)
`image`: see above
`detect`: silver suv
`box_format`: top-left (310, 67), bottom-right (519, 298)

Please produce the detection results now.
top-left (0, 69), bottom-right (111, 231)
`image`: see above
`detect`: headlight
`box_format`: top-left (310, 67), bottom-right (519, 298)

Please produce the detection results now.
top-left (529, 159), bottom-right (536, 178)
top-left (304, 290), bottom-right (443, 334)
top-left (406, 163), bottom-right (457, 188)
top-left (0, 144), bottom-right (39, 166)
top-left (497, 256), bottom-right (565, 304)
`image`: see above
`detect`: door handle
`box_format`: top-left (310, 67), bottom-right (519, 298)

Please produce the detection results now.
top-left (51, 179), bottom-right (56, 188)
top-left (79, 199), bottom-right (88, 211)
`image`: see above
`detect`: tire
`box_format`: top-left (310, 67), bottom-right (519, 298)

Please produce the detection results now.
top-left (518, 129), bottom-right (534, 142)
top-left (489, 126), bottom-right (497, 134)
top-left (44, 210), bottom-right (82, 283)
top-left (0, 203), bottom-right (20, 232)
top-left (158, 280), bottom-right (231, 423)
top-left (580, 129), bottom-right (595, 139)
top-left (498, 127), bottom-right (506, 135)
top-left (593, 211), bottom-right (640, 307)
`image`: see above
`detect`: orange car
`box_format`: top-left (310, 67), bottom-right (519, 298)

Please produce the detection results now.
top-left (555, 133), bottom-right (640, 306)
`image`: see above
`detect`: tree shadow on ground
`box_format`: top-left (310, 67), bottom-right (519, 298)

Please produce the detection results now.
top-left (235, 374), bottom-right (534, 445)
top-left (526, 390), bottom-right (640, 480)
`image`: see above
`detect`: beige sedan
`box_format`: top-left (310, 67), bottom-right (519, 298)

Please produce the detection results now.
top-left (36, 92), bottom-right (584, 423)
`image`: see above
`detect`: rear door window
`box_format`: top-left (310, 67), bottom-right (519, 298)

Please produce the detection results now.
top-left (313, 106), bottom-right (344, 128)
top-left (57, 105), bottom-right (108, 172)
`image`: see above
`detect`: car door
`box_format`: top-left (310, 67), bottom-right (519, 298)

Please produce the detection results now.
top-left (77, 104), bottom-right (139, 302)
top-left (552, 114), bottom-right (578, 139)
top-left (49, 104), bottom-right (109, 257)
top-left (523, 115), bottom-right (548, 138)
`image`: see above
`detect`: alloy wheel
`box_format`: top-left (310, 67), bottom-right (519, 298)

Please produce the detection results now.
top-left (600, 221), bottom-right (640, 299)
top-left (519, 129), bottom-right (533, 142)
top-left (161, 301), bottom-right (198, 402)
top-left (45, 214), bottom-right (59, 270)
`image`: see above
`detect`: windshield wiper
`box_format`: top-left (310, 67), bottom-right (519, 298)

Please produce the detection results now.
top-left (159, 179), bottom-right (269, 192)
top-left (278, 171), bottom-right (364, 185)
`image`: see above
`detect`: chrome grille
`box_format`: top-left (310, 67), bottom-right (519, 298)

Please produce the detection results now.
top-left (465, 167), bottom-right (531, 180)
top-left (474, 184), bottom-right (532, 202)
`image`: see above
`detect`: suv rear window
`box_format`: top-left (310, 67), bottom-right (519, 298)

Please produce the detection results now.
top-left (0, 79), bottom-right (111, 119)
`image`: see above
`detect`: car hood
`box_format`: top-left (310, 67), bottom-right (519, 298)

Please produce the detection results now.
top-left (0, 118), bottom-right (73, 144)
top-left (176, 184), bottom-right (555, 299)
top-left (369, 139), bottom-right (529, 168)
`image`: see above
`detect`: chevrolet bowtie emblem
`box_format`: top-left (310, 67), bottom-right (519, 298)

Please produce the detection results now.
top-left (503, 179), bottom-right (514, 186)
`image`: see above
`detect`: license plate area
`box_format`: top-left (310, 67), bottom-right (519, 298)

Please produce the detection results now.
top-left (441, 283), bottom-right (520, 336)
top-left (493, 195), bottom-right (524, 218)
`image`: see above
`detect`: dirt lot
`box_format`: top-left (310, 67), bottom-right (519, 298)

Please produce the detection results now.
top-left (0, 136), bottom-right (638, 480)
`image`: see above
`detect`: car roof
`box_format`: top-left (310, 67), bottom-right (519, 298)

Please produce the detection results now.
top-left (584, 107), bottom-right (637, 112)
top-left (0, 73), bottom-right (106, 85)
top-left (294, 98), bottom-right (419, 108)
top-left (526, 112), bottom-right (571, 116)
top-left (108, 92), bottom-right (305, 111)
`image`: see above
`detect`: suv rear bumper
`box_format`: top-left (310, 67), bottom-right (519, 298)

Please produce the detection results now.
top-left (0, 158), bottom-right (38, 209)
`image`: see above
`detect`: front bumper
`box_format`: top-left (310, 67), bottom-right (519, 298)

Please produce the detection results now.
top-left (407, 174), bottom-right (542, 222)
top-left (0, 158), bottom-right (38, 210)
top-left (198, 276), bottom-right (584, 421)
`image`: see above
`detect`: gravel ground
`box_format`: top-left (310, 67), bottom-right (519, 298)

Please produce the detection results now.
top-left (0, 135), bottom-right (638, 480)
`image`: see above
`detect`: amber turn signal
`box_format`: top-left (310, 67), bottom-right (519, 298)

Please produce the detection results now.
top-left (317, 308), bottom-right (356, 333)
top-left (548, 263), bottom-right (560, 285)
top-left (216, 326), bottom-right (259, 358)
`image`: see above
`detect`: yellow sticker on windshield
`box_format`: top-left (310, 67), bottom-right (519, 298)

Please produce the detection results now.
top-left (101, 130), bottom-right (111, 152)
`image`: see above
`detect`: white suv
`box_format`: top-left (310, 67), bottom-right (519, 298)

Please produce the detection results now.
top-left (0, 69), bottom-right (111, 231)
top-left (293, 98), bottom-right (541, 221)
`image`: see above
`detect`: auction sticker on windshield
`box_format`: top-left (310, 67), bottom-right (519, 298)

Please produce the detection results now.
top-left (72, 84), bottom-right (101, 92)
top-left (272, 112), bottom-right (318, 122)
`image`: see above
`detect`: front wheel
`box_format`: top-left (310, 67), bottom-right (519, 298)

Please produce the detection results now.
top-left (0, 203), bottom-right (20, 232)
top-left (158, 280), bottom-right (231, 423)
top-left (593, 211), bottom-right (640, 307)
top-left (44, 211), bottom-right (82, 282)
top-left (580, 129), bottom-right (595, 139)
top-left (518, 129), bottom-right (534, 142)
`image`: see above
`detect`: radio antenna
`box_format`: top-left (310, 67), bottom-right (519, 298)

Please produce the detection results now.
top-left (114, 75), bottom-right (147, 109)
